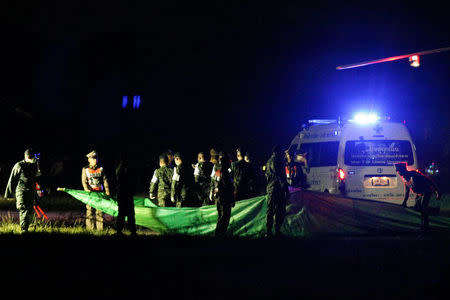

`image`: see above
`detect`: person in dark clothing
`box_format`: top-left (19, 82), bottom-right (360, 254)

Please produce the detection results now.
top-left (166, 150), bottom-right (175, 169)
top-left (285, 149), bottom-right (303, 187)
top-left (210, 153), bottom-right (235, 237)
top-left (193, 152), bottom-right (213, 206)
top-left (230, 147), bottom-right (251, 201)
top-left (4, 148), bottom-right (41, 233)
top-left (296, 152), bottom-right (310, 188)
top-left (244, 151), bottom-right (264, 197)
top-left (265, 145), bottom-right (290, 237)
top-left (115, 151), bottom-right (136, 235)
top-left (171, 152), bottom-right (195, 207)
top-left (150, 155), bottom-right (174, 207)
top-left (395, 162), bottom-right (441, 232)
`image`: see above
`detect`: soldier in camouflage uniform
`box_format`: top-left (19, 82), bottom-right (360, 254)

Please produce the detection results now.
top-left (81, 150), bottom-right (110, 230)
top-left (149, 155), bottom-right (174, 207)
top-left (193, 152), bottom-right (213, 206)
top-left (265, 145), bottom-right (290, 237)
top-left (4, 149), bottom-right (41, 233)
top-left (171, 152), bottom-right (195, 207)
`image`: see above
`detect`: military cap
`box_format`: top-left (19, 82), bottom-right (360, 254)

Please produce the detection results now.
top-left (236, 147), bottom-right (246, 155)
top-left (86, 150), bottom-right (98, 158)
top-left (24, 148), bottom-right (35, 158)
top-left (210, 149), bottom-right (218, 156)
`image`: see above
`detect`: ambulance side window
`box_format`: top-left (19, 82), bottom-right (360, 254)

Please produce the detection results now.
top-left (299, 142), bottom-right (339, 167)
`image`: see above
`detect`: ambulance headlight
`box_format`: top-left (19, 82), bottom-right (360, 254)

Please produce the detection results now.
top-left (350, 112), bottom-right (380, 124)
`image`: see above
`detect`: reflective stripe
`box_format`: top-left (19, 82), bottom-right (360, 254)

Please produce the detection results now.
top-left (151, 170), bottom-right (158, 183)
top-left (173, 167), bottom-right (180, 181)
top-left (194, 163), bottom-right (200, 176)
top-left (85, 167), bottom-right (104, 191)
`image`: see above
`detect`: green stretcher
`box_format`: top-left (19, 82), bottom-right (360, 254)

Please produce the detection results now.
top-left (60, 188), bottom-right (450, 237)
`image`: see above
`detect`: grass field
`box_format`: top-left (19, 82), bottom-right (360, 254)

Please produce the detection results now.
top-left (0, 191), bottom-right (86, 211)
top-left (1, 192), bottom-right (450, 299)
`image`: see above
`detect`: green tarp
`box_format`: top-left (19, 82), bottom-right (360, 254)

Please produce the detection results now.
top-left (62, 188), bottom-right (450, 237)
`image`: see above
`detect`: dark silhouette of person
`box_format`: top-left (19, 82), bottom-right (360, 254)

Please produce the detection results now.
top-left (265, 145), bottom-right (290, 237)
top-left (171, 152), bottom-right (195, 207)
top-left (210, 153), bottom-right (235, 237)
top-left (395, 162), bottom-right (441, 232)
top-left (230, 147), bottom-right (252, 201)
top-left (115, 151), bottom-right (136, 235)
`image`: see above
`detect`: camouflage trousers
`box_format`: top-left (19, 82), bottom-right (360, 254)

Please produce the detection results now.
top-left (16, 191), bottom-right (34, 232)
top-left (86, 205), bottom-right (104, 230)
top-left (157, 193), bottom-right (172, 207)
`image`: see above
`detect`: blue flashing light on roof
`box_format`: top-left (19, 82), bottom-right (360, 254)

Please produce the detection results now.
top-left (133, 95), bottom-right (141, 109)
top-left (122, 96), bottom-right (128, 109)
top-left (350, 112), bottom-right (380, 125)
top-left (308, 119), bottom-right (337, 125)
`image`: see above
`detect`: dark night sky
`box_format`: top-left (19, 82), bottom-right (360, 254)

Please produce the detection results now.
top-left (1, 1), bottom-right (449, 171)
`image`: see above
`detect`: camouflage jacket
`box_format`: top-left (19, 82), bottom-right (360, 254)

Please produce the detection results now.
top-left (149, 166), bottom-right (174, 199)
top-left (4, 160), bottom-right (41, 198)
top-left (265, 153), bottom-right (289, 197)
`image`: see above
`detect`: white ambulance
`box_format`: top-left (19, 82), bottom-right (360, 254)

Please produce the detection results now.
top-left (289, 113), bottom-right (418, 205)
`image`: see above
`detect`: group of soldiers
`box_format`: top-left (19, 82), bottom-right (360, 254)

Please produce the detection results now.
top-left (3, 146), bottom-right (309, 237)
top-left (147, 147), bottom-right (309, 236)
top-left (149, 148), bottom-right (264, 208)
top-left (3, 144), bottom-right (445, 236)
top-left (3, 146), bottom-right (442, 236)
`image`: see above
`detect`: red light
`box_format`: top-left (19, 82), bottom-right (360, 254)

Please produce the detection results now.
top-left (338, 168), bottom-right (345, 180)
top-left (409, 55), bottom-right (420, 67)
